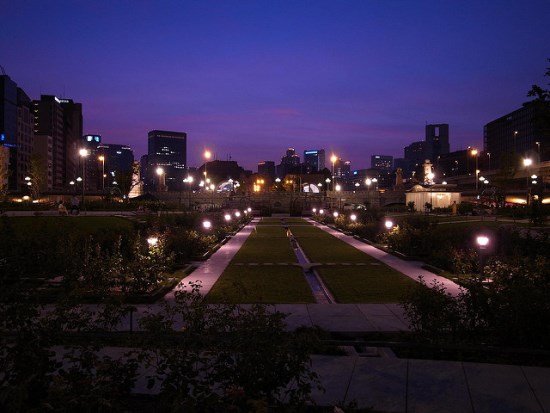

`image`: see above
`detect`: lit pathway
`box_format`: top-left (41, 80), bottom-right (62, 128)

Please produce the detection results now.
top-left (309, 219), bottom-right (463, 296)
top-left (163, 218), bottom-right (260, 301)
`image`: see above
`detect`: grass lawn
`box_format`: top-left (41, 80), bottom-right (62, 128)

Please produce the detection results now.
top-left (2, 216), bottom-right (134, 237)
top-left (206, 265), bottom-right (315, 303)
top-left (289, 225), bottom-right (373, 263)
top-left (317, 265), bottom-right (419, 303)
top-left (231, 225), bottom-right (297, 263)
top-left (256, 217), bottom-right (311, 225)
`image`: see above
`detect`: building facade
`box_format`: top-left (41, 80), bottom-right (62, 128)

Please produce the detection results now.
top-left (303, 149), bottom-right (325, 173)
top-left (484, 101), bottom-right (550, 170)
top-left (147, 130), bottom-right (187, 191)
top-left (1, 74), bottom-right (34, 191)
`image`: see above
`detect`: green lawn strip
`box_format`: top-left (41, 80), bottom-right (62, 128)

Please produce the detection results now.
top-left (231, 225), bottom-right (297, 263)
top-left (205, 265), bottom-right (315, 303)
top-left (290, 225), bottom-right (374, 263)
top-left (256, 217), bottom-right (311, 225)
top-left (3, 216), bottom-right (134, 237)
top-left (316, 265), bottom-right (419, 303)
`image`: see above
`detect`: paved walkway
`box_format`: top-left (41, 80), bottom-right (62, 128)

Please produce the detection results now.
top-left (310, 219), bottom-right (463, 296)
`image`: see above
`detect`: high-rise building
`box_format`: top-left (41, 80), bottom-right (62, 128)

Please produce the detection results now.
top-left (97, 143), bottom-right (134, 189)
top-left (484, 101), bottom-right (550, 169)
top-left (1, 74), bottom-right (34, 191)
top-left (303, 149), bottom-right (325, 173)
top-left (33, 95), bottom-right (82, 190)
top-left (371, 155), bottom-right (393, 171)
top-left (147, 130), bottom-right (187, 191)
top-left (257, 161), bottom-right (275, 181)
top-left (425, 124), bottom-right (450, 160)
top-left (277, 148), bottom-right (301, 177)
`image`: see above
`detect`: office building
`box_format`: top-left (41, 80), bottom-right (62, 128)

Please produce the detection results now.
top-left (425, 124), bottom-right (450, 160)
top-left (33, 95), bottom-right (83, 190)
top-left (371, 155), bottom-right (393, 171)
top-left (303, 149), bottom-right (325, 173)
top-left (277, 148), bottom-right (301, 177)
top-left (257, 161), bottom-right (275, 181)
top-left (1, 74), bottom-right (34, 191)
top-left (97, 143), bottom-right (134, 189)
top-left (147, 130), bottom-right (187, 191)
top-left (484, 101), bottom-right (550, 169)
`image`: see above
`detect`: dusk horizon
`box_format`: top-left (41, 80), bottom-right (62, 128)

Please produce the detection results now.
top-left (3, 0), bottom-right (550, 170)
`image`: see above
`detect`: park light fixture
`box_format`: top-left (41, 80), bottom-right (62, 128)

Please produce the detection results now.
top-left (350, 214), bottom-right (357, 222)
top-left (147, 237), bottom-right (158, 246)
top-left (312, 208), bottom-right (317, 214)
top-left (523, 158), bottom-right (533, 167)
top-left (385, 219), bottom-right (394, 229)
top-left (476, 235), bottom-right (489, 249)
top-left (235, 211), bottom-right (241, 217)
top-left (224, 214), bottom-right (231, 222)
top-left (319, 209), bottom-right (324, 215)
top-left (202, 220), bottom-right (212, 230)
top-left (333, 211), bottom-right (339, 218)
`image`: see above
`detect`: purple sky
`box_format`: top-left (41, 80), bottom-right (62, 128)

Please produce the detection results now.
top-left (2, 1), bottom-right (550, 170)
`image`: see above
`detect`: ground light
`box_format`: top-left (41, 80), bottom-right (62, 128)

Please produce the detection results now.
top-left (235, 211), bottom-right (241, 218)
top-left (476, 235), bottom-right (490, 280)
top-left (147, 237), bottom-right (158, 246)
top-left (333, 211), bottom-right (339, 218)
top-left (350, 214), bottom-right (357, 222)
top-left (312, 208), bottom-right (317, 214)
top-left (319, 209), bottom-right (324, 215)
top-left (224, 214), bottom-right (231, 222)
top-left (202, 220), bottom-right (212, 230)
top-left (385, 219), bottom-right (394, 229)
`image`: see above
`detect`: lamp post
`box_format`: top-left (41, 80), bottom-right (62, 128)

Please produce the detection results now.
top-left (79, 148), bottom-right (89, 212)
top-left (204, 149), bottom-right (211, 184)
top-left (523, 158), bottom-right (532, 205)
top-left (335, 184), bottom-right (341, 210)
top-left (183, 176), bottom-right (194, 210)
top-left (156, 167), bottom-right (165, 192)
top-left (330, 154), bottom-right (337, 191)
top-left (98, 155), bottom-right (105, 190)
top-left (470, 148), bottom-right (479, 191)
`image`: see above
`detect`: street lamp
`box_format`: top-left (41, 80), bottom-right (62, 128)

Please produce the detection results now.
top-left (350, 213), bottom-right (357, 222)
top-left (204, 149), bottom-right (211, 184)
top-left (98, 155), bottom-right (105, 190)
top-left (330, 154), bottom-right (337, 190)
top-left (523, 158), bottom-right (533, 205)
top-left (156, 167), bottom-right (165, 191)
top-left (202, 220), bottom-right (212, 230)
top-left (79, 148), bottom-right (89, 211)
top-left (385, 219), bottom-right (394, 230)
top-left (335, 184), bottom-right (342, 210)
top-left (183, 175), bottom-right (194, 209)
top-left (470, 148), bottom-right (479, 191)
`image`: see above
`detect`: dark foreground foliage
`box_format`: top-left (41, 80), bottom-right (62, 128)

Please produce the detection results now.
top-left (0, 282), bottom-right (321, 412)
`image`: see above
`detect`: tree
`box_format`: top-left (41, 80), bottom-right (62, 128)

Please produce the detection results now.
top-left (29, 154), bottom-right (47, 200)
top-left (115, 164), bottom-right (139, 200)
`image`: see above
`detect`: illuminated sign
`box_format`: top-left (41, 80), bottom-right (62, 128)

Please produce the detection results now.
top-left (0, 133), bottom-right (4, 141)
top-left (305, 150), bottom-right (318, 155)
top-left (84, 135), bottom-right (101, 143)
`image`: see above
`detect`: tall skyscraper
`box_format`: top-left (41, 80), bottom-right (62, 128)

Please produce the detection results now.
top-left (147, 130), bottom-right (187, 191)
top-left (303, 149), bottom-right (325, 173)
top-left (484, 101), bottom-right (550, 169)
top-left (1, 74), bottom-right (34, 191)
top-left (257, 161), bottom-right (275, 181)
top-left (33, 95), bottom-right (82, 190)
top-left (277, 148), bottom-right (300, 177)
top-left (425, 124), bottom-right (450, 160)
top-left (97, 143), bottom-right (134, 186)
top-left (371, 155), bottom-right (393, 171)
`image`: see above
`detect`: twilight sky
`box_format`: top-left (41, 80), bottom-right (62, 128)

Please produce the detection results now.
top-left (2, 0), bottom-right (550, 170)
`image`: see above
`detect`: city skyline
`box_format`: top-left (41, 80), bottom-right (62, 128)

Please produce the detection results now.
top-left (2, 1), bottom-right (550, 170)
